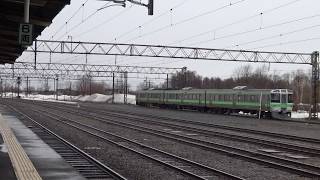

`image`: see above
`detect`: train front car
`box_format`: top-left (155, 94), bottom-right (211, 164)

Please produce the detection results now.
top-left (270, 89), bottom-right (293, 118)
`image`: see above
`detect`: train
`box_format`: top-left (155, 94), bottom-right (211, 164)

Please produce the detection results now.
top-left (136, 86), bottom-right (293, 118)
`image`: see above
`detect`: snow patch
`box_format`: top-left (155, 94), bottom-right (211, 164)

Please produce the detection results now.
top-left (76, 93), bottom-right (136, 104)
top-left (291, 111), bottom-right (320, 119)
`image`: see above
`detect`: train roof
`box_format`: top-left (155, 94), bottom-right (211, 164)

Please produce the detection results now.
top-left (138, 88), bottom-right (292, 93)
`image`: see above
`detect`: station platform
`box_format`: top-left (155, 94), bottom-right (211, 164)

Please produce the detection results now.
top-left (0, 111), bottom-right (86, 180)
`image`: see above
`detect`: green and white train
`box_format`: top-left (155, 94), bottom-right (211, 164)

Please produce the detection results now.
top-left (136, 87), bottom-right (293, 118)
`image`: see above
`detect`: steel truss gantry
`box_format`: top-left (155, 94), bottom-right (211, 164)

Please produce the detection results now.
top-left (25, 39), bottom-right (319, 119)
top-left (0, 61), bottom-right (183, 79)
top-left (29, 40), bottom-right (312, 64)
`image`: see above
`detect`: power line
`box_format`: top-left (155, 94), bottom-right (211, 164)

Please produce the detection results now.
top-left (56, 2), bottom-right (112, 40)
top-left (168, 0), bottom-right (303, 46)
top-left (110, 1), bottom-right (190, 65)
top-left (114, 0), bottom-right (190, 41)
top-left (189, 13), bottom-right (320, 46)
top-left (224, 18), bottom-right (320, 49)
top-left (123, 0), bottom-right (247, 43)
top-left (73, 5), bottom-right (134, 39)
top-left (249, 37), bottom-right (320, 50)
top-left (51, 0), bottom-right (89, 39)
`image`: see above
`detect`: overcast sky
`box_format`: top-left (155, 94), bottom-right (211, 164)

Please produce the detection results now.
top-left (16, 0), bottom-right (320, 87)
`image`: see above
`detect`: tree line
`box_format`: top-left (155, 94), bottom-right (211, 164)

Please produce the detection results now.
top-left (162, 65), bottom-right (315, 104)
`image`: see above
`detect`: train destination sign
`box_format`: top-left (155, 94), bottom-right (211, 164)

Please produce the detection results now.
top-left (19, 23), bottom-right (33, 46)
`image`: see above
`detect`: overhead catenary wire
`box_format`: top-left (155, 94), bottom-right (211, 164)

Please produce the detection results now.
top-left (223, 17), bottom-right (320, 49)
top-left (55, 2), bottom-right (113, 40)
top-left (116, 0), bottom-right (246, 65)
top-left (249, 37), bottom-right (320, 50)
top-left (51, 0), bottom-right (89, 39)
top-left (114, 0), bottom-right (190, 41)
top-left (113, 1), bottom-right (190, 64)
top-left (188, 14), bottom-right (320, 47)
top-left (168, 0), bottom-right (303, 46)
top-left (123, 0), bottom-right (247, 43)
top-left (73, 4), bottom-right (134, 39)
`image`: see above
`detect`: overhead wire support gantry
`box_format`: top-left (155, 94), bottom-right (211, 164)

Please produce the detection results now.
top-left (0, 61), bottom-right (182, 79)
top-left (26, 39), bottom-right (319, 119)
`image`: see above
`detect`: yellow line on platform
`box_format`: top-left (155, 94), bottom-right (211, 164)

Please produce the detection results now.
top-left (0, 114), bottom-right (42, 180)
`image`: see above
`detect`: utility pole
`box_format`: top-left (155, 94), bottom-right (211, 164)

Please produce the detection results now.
top-left (311, 51), bottom-right (319, 119)
top-left (55, 77), bottom-right (59, 100)
top-left (0, 78), bottom-right (2, 98)
top-left (17, 77), bottom-right (21, 98)
top-left (112, 72), bottom-right (115, 103)
top-left (53, 78), bottom-right (56, 96)
top-left (182, 67), bottom-right (187, 88)
top-left (166, 74), bottom-right (169, 89)
top-left (69, 81), bottom-right (72, 101)
top-left (89, 76), bottom-right (92, 95)
top-left (26, 76), bottom-right (29, 97)
top-left (124, 71), bottom-right (128, 104)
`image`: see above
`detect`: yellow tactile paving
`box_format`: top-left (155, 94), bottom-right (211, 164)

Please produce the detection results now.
top-left (0, 114), bottom-right (42, 180)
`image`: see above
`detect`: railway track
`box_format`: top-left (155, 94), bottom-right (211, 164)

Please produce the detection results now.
top-left (10, 104), bottom-right (244, 180)
top-left (9, 105), bottom-right (127, 180)
top-left (28, 100), bottom-right (320, 154)
top-left (4, 100), bottom-right (320, 178)
top-left (91, 106), bottom-right (320, 144)
top-left (22, 99), bottom-right (320, 145)
top-left (33, 105), bottom-right (320, 178)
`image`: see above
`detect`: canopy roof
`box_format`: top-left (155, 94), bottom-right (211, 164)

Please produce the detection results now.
top-left (0, 0), bottom-right (70, 64)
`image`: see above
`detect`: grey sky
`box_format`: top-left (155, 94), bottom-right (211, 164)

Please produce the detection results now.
top-left (16, 0), bottom-right (320, 87)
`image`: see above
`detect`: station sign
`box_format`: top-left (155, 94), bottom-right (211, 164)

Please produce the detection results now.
top-left (19, 23), bottom-right (33, 46)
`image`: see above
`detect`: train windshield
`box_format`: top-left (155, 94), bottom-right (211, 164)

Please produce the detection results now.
top-left (288, 94), bottom-right (293, 103)
top-left (271, 93), bottom-right (280, 103)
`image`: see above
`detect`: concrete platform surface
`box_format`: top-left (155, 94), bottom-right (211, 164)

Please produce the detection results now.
top-left (2, 113), bottom-right (86, 180)
top-left (0, 133), bottom-right (17, 180)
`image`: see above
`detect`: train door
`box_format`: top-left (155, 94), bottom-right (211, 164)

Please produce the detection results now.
top-left (162, 90), bottom-right (165, 104)
top-left (232, 93), bottom-right (236, 108)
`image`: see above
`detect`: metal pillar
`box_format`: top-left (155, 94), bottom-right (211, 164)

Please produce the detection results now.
top-left (53, 78), bottom-right (56, 95)
top-left (89, 77), bottom-right (92, 95)
top-left (112, 72), bottom-right (115, 103)
top-left (24, 0), bottom-right (30, 23)
top-left (124, 71), bottom-right (128, 104)
top-left (26, 76), bottom-right (29, 97)
top-left (17, 77), bottom-right (21, 98)
top-left (166, 74), bottom-right (169, 89)
top-left (311, 51), bottom-right (319, 119)
top-left (69, 81), bottom-right (72, 100)
top-left (55, 77), bottom-right (59, 100)
top-left (34, 39), bottom-right (37, 69)
top-left (0, 78), bottom-right (2, 98)
top-left (182, 67), bottom-right (187, 88)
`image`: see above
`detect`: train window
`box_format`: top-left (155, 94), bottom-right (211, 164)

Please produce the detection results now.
top-left (281, 94), bottom-right (286, 103)
top-left (271, 93), bottom-right (280, 103)
top-left (288, 94), bottom-right (293, 103)
top-left (250, 95), bottom-right (255, 102)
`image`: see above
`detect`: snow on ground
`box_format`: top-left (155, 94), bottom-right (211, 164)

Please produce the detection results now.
top-left (76, 93), bottom-right (136, 104)
top-left (2, 92), bottom-right (136, 105)
top-left (291, 111), bottom-right (320, 119)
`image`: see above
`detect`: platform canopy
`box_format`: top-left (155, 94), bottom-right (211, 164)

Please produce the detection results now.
top-left (0, 0), bottom-right (70, 64)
